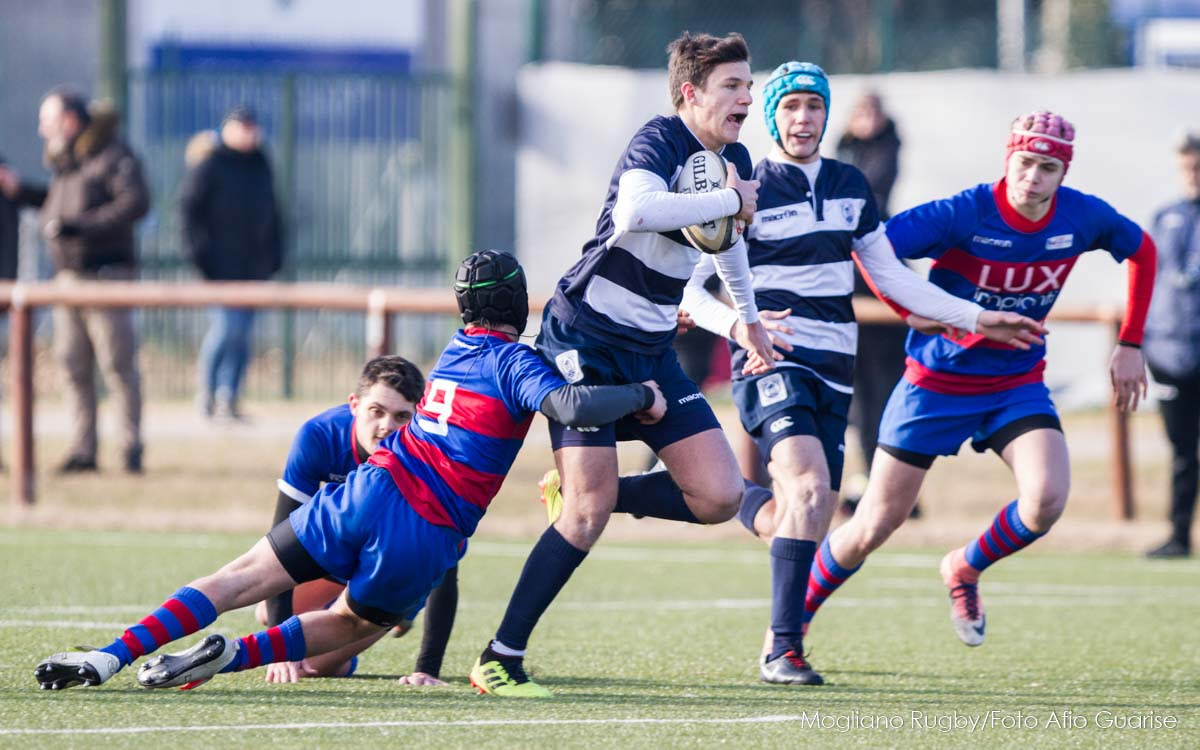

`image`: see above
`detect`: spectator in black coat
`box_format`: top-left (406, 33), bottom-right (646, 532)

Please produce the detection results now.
top-left (835, 92), bottom-right (910, 514)
top-left (0, 154), bottom-right (18, 281)
top-left (180, 106), bottom-right (284, 420)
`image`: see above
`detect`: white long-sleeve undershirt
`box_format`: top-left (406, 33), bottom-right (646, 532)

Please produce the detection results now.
top-left (682, 233), bottom-right (985, 339)
top-left (854, 231), bottom-right (983, 333)
top-left (612, 168), bottom-right (741, 233)
top-left (611, 168), bottom-right (758, 324)
top-left (682, 254), bottom-right (741, 338)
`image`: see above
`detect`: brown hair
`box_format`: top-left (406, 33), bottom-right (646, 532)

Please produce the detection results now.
top-left (1177, 130), bottom-right (1200, 156)
top-left (666, 32), bottom-right (750, 110)
top-left (357, 355), bottom-right (424, 402)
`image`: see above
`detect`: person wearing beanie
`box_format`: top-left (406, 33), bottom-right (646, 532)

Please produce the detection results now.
top-left (800, 109), bottom-right (1157, 655)
top-left (681, 63), bottom-right (1046, 686)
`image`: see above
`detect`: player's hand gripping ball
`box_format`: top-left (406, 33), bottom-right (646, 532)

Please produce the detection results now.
top-left (676, 150), bottom-right (744, 254)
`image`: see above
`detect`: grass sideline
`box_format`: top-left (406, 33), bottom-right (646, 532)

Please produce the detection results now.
top-left (1, 528), bottom-right (1197, 749)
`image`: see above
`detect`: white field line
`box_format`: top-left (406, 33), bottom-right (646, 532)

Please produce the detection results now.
top-left (8, 530), bottom-right (1200, 574)
top-left (0, 715), bottom-right (822, 736)
top-left (2, 564), bottom-right (1195, 626)
top-left (5, 589), bottom-right (1198, 632)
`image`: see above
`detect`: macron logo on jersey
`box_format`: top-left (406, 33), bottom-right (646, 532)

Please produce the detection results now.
top-left (972, 235), bottom-right (1013, 248)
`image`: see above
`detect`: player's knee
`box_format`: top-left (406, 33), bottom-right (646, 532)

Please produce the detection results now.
top-left (689, 474), bottom-right (744, 524)
top-left (776, 474), bottom-right (833, 516)
top-left (556, 491), bottom-right (615, 547)
top-left (254, 600), bottom-right (268, 626)
top-left (855, 506), bottom-right (906, 552)
top-left (1024, 490), bottom-right (1068, 532)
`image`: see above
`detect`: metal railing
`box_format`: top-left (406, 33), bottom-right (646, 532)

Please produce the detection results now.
top-left (1, 281), bottom-right (1134, 518)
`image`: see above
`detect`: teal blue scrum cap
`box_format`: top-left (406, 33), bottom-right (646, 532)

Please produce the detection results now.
top-left (762, 61), bottom-right (830, 145)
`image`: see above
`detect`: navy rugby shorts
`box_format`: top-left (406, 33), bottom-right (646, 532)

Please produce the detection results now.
top-left (732, 367), bottom-right (850, 491)
top-left (536, 309), bottom-right (721, 452)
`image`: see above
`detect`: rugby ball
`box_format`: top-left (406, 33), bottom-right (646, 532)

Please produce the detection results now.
top-left (675, 150), bottom-right (744, 254)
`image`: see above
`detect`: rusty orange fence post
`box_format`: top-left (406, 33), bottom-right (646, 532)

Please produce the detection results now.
top-left (1109, 319), bottom-right (1135, 520)
top-left (10, 290), bottom-right (35, 506)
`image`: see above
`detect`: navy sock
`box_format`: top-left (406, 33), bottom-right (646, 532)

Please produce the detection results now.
top-left (494, 526), bottom-right (588, 651)
top-left (612, 471), bottom-right (700, 524)
top-left (770, 537), bottom-right (817, 659)
top-left (737, 480), bottom-right (773, 536)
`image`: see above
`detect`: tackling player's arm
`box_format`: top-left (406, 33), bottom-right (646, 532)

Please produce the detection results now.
top-left (540, 380), bottom-right (666, 426)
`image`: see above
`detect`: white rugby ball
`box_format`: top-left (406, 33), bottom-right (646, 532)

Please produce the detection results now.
top-left (675, 150), bottom-right (744, 254)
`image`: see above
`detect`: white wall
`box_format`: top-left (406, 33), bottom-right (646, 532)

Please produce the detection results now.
top-left (516, 64), bottom-right (1200, 407)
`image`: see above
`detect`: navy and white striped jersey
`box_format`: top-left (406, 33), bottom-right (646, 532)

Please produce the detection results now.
top-left (736, 156), bottom-right (884, 393)
top-left (547, 115), bottom-right (754, 355)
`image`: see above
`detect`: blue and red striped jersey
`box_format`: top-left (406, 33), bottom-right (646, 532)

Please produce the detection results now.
top-left (368, 328), bottom-right (566, 535)
top-left (885, 180), bottom-right (1143, 394)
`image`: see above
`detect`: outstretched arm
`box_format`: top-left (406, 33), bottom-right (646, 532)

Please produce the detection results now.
top-left (854, 230), bottom-right (982, 332)
top-left (398, 565), bottom-right (458, 687)
top-left (855, 233), bottom-right (1047, 349)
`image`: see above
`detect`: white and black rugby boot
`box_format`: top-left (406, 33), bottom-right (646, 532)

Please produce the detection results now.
top-left (137, 634), bottom-right (238, 690)
top-left (35, 649), bottom-right (121, 690)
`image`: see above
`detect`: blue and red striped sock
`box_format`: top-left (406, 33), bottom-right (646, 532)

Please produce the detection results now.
top-left (99, 586), bottom-right (218, 668)
top-left (220, 615), bottom-right (307, 672)
top-left (803, 538), bottom-right (861, 628)
top-left (963, 500), bottom-right (1044, 572)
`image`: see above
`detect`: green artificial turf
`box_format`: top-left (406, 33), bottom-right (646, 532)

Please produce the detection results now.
top-left (1, 529), bottom-right (1196, 749)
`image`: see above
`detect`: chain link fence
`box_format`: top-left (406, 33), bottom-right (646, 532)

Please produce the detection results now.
top-left (122, 70), bottom-right (457, 401)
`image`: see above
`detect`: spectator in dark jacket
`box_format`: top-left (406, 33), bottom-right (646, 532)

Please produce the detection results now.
top-left (836, 91), bottom-right (901, 219)
top-left (0, 89), bottom-right (149, 474)
top-left (180, 106), bottom-right (284, 419)
top-left (835, 92), bottom-right (909, 515)
top-left (1145, 131), bottom-right (1200, 559)
top-left (0, 154), bottom-right (18, 281)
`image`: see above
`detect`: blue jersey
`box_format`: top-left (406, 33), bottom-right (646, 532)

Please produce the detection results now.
top-left (278, 403), bottom-right (361, 502)
top-left (367, 328), bottom-right (566, 536)
top-left (886, 180), bottom-right (1144, 394)
top-left (548, 115), bottom-right (754, 354)
top-left (738, 156), bottom-right (884, 393)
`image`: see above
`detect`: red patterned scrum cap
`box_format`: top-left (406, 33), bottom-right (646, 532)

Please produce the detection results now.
top-left (1005, 110), bottom-right (1075, 171)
